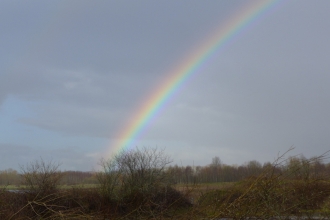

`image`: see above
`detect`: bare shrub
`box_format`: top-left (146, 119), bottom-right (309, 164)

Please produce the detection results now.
top-left (20, 158), bottom-right (63, 195)
top-left (9, 158), bottom-right (65, 218)
top-left (97, 147), bottom-right (191, 217)
top-left (117, 147), bottom-right (172, 195)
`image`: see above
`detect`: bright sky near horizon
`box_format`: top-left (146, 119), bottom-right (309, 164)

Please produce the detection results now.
top-left (1, 0), bottom-right (330, 171)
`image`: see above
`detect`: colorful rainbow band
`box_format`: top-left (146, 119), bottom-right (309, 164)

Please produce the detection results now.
top-left (107, 0), bottom-right (282, 157)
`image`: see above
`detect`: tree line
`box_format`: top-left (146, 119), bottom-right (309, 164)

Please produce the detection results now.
top-left (167, 155), bottom-right (330, 184)
top-left (1, 152), bottom-right (329, 186)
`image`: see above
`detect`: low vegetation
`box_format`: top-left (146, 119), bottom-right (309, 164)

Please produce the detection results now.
top-left (0, 147), bottom-right (329, 219)
top-left (197, 150), bottom-right (330, 219)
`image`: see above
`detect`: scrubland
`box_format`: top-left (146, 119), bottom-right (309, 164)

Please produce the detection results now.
top-left (0, 147), bottom-right (330, 219)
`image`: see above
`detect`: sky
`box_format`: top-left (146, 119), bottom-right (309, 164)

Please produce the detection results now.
top-left (1, 0), bottom-right (330, 171)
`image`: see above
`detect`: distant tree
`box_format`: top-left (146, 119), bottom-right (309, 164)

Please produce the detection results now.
top-left (211, 156), bottom-right (221, 167)
top-left (62, 171), bottom-right (96, 185)
top-left (210, 156), bottom-right (222, 182)
top-left (246, 160), bottom-right (262, 177)
top-left (183, 166), bottom-right (194, 184)
top-left (0, 169), bottom-right (20, 185)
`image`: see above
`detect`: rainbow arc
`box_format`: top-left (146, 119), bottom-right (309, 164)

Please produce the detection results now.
top-left (107, 0), bottom-right (283, 156)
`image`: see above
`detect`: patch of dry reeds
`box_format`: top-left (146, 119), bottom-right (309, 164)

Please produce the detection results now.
top-left (196, 149), bottom-right (330, 219)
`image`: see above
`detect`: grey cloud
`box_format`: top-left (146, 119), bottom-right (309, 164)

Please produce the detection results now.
top-left (1, 0), bottom-right (330, 168)
top-left (19, 103), bottom-right (124, 138)
top-left (1, 1), bottom-right (243, 74)
top-left (2, 67), bottom-right (157, 107)
top-left (0, 143), bottom-right (99, 171)
top-left (0, 67), bottom-right (165, 138)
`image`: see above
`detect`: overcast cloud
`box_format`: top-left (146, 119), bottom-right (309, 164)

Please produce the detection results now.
top-left (1, 0), bottom-right (330, 171)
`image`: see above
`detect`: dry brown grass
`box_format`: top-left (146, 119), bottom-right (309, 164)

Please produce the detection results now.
top-left (194, 150), bottom-right (330, 219)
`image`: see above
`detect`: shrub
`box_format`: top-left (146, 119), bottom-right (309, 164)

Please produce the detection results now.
top-left (20, 158), bottom-right (63, 196)
top-left (97, 147), bottom-right (191, 217)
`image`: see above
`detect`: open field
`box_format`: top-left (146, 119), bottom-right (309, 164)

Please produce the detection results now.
top-left (2, 183), bottom-right (99, 190)
top-left (175, 182), bottom-right (235, 204)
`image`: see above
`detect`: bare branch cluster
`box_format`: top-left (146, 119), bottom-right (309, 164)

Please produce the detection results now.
top-left (20, 158), bottom-right (63, 195)
top-left (97, 147), bottom-right (191, 216)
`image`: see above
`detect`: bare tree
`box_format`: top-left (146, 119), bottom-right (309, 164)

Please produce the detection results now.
top-left (97, 156), bottom-right (123, 200)
top-left (117, 147), bottom-right (172, 194)
top-left (97, 147), bottom-right (181, 214)
top-left (211, 156), bottom-right (221, 167)
top-left (20, 158), bottom-right (63, 195)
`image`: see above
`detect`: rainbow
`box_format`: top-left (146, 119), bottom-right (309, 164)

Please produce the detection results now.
top-left (107, 0), bottom-right (283, 156)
